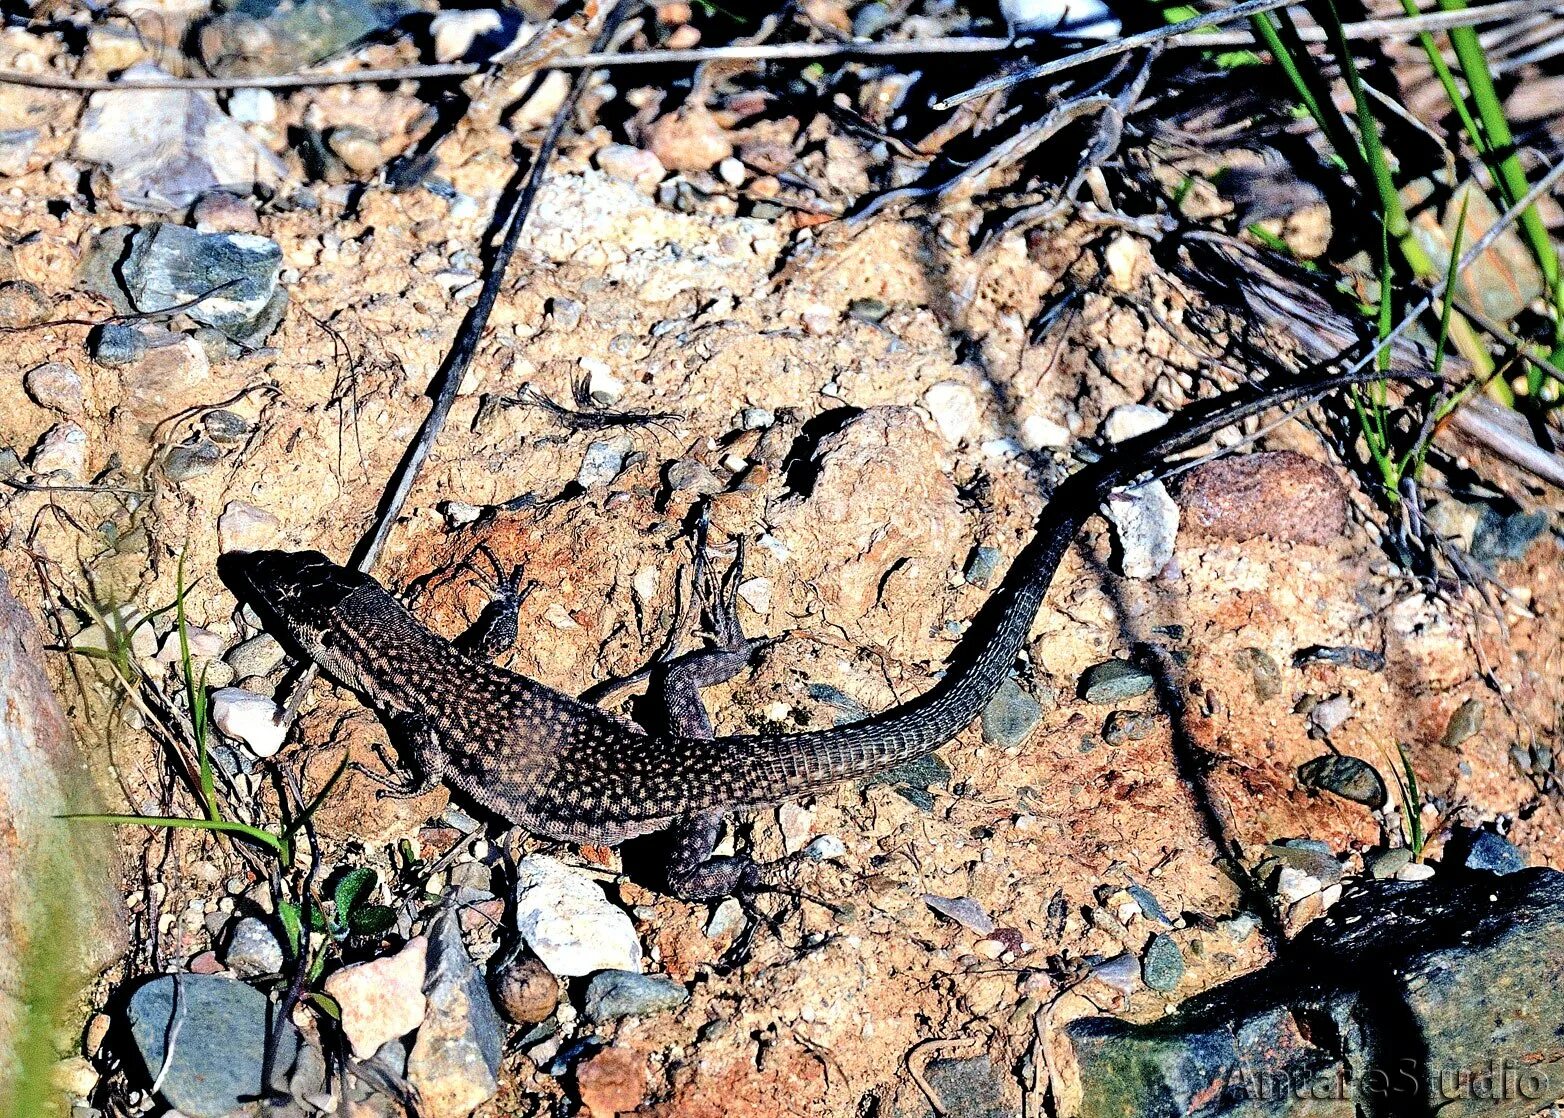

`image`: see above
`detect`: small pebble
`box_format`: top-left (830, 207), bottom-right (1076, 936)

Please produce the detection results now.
top-left (981, 678), bottom-right (1042, 747)
top-left (1446, 827), bottom-right (1526, 875)
top-left (0, 278), bottom-right (48, 328)
top-left (1080, 659), bottom-right (1154, 704)
top-left (1141, 934), bottom-right (1184, 992)
top-left (24, 362), bottom-right (85, 415)
top-left (513, 856), bottom-right (641, 976)
top-left (164, 440), bottom-right (221, 483)
top-left (1297, 753), bottom-right (1386, 808)
top-left (1232, 647), bottom-right (1282, 701)
top-left (804, 834), bottom-right (846, 861)
top-left (1306, 693), bottom-right (1354, 737)
top-left (577, 434), bottom-right (630, 488)
top-left (583, 971), bottom-right (689, 1022)
top-left (1104, 482), bottom-right (1179, 579)
top-left (218, 501), bottom-right (280, 552)
top-left (1365, 847), bottom-right (1413, 880)
top-left (210, 687), bottom-right (287, 758)
top-left (1395, 861), bottom-right (1436, 882)
top-left (224, 916), bottom-right (284, 978)
top-left (202, 409), bottom-right (251, 445)
top-left (29, 422), bottom-right (87, 479)
top-left (581, 357), bottom-right (624, 404)
top-left (88, 322), bottom-right (147, 365)
top-left (922, 894), bottom-right (995, 935)
top-left (492, 955), bottom-right (560, 1024)
top-left (1442, 698), bottom-right (1485, 747)
top-left (225, 633), bottom-right (284, 679)
top-left (323, 936), bottom-right (428, 1060)
top-left (924, 381), bottom-right (979, 444)
top-left (963, 546), bottom-right (1003, 589)
top-left (740, 407), bottom-right (773, 429)
top-left (1102, 709), bottom-right (1156, 746)
top-left (1102, 403), bottom-right (1167, 443)
top-left (548, 297), bottom-right (584, 331)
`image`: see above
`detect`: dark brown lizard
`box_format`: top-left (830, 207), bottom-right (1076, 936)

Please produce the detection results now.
top-left (219, 369), bottom-right (1415, 899)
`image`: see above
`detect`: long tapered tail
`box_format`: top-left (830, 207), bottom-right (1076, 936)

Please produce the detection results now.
top-left (712, 367), bottom-right (1434, 801)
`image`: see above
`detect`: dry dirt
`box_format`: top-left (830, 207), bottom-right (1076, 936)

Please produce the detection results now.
top-left (2, 68), bottom-right (1562, 1116)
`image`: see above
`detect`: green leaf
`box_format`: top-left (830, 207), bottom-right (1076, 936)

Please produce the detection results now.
top-left (278, 901), bottom-right (304, 958)
top-left (334, 866), bottom-right (378, 917)
top-left (348, 905), bottom-right (398, 937)
top-left (308, 992), bottom-right (341, 1020)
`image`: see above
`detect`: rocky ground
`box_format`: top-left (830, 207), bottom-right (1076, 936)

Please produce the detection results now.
top-left (1, 3), bottom-right (1563, 1117)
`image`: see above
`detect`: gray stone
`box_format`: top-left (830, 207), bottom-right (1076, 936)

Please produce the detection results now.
top-left (577, 434), bottom-right (630, 488)
top-left (74, 63), bottom-right (285, 213)
top-left (1259, 840), bottom-right (1343, 886)
top-left (226, 633), bottom-right (285, 679)
top-left (88, 323), bottom-right (146, 365)
top-left (126, 974), bottom-right (299, 1118)
top-left (111, 224), bottom-right (283, 337)
top-left (1080, 659), bottom-right (1154, 704)
top-left (199, 0), bottom-right (402, 77)
top-left (963, 545), bottom-right (1003, 589)
top-left (1472, 508), bottom-right (1549, 564)
top-left (1141, 934), bottom-right (1184, 992)
top-left (981, 678), bottom-right (1042, 747)
top-left (1442, 698), bottom-right (1485, 747)
top-left (1298, 754), bottom-right (1386, 808)
top-left (903, 1055), bottom-right (1012, 1118)
top-left (1104, 482), bottom-right (1179, 579)
top-left (1064, 870), bottom-right (1564, 1118)
top-left (164, 439), bottom-right (221, 483)
top-left (202, 409), bottom-right (252, 445)
top-left (223, 915), bottom-right (284, 978)
top-left (1365, 847), bottom-right (1413, 880)
top-left (0, 279), bottom-right (48, 327)
top-left (922, 894), bottom-right (995, 935)
top-left (0, 128), bottom-right (39, 176)
top-left (1446, 827), bottom-right (1526, 876)
top-left (407, 908), bottom-right (503, 1118)
top-left (583, 970), bottom-right (690, 1022)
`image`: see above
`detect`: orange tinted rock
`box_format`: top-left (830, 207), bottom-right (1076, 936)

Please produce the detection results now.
top-left (1175, 451), bottom-right (1347, 545)
top-left (577, 1046), bottom-right (649, 1116)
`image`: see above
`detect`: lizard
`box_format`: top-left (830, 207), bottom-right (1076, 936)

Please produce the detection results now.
top-left (219, 367), bottom-right (1420, 900)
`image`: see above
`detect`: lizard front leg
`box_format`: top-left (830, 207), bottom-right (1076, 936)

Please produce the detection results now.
top-left (352, 710), bottom-right (447, 798)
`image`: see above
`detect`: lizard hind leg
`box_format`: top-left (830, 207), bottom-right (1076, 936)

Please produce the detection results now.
top-left (655, 528), bottom-right (810, 901)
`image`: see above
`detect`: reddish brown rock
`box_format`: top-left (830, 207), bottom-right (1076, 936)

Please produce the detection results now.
top-left (577, 1046), bottom-right (649, 1116)
top-left (1174, 451), bottom-right (1347, 546)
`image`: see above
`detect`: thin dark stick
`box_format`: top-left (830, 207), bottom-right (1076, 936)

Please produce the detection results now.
top-left (275, 0), bottom-right (634, 728)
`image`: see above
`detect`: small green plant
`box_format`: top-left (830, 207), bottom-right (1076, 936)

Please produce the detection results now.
top-left (1383, 742), bottom-right (1427, 858)
top-left (277, 867), bottom-right (397, 986)
top-left (67, 558), bottom-right (327, 858)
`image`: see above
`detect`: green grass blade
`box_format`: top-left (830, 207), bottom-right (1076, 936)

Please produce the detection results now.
top-left (65, 812), bottom-right (284, 854)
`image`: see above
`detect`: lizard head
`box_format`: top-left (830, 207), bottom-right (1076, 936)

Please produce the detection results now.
top-left (218, 549), bottom-right (375, 659)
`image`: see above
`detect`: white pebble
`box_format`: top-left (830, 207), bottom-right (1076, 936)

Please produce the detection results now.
top-left (924, 381), bottom-right (979, 444)
top-left (514, 856), bottom-right (642, 976)
top-left (1102, 403), bottom-right (1168, 444)
top-left (210, 687), bottom-right (287, 758)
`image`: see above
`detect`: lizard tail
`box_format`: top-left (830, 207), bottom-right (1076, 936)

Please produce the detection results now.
top-left (715, 365), bottom-right (1436, 801)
